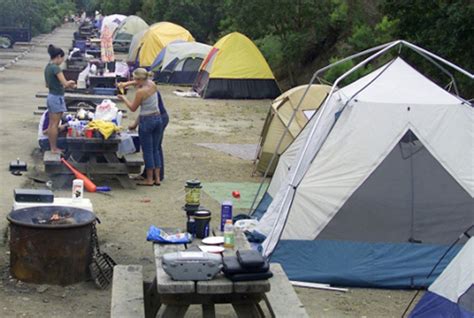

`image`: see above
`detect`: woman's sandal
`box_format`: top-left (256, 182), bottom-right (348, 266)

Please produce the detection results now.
top-left (137, 182), bottom-right (154, 186)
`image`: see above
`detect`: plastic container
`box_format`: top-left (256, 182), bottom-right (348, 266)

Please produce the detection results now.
top-left (116, 111), bottom-right (123, 126)
top-left (223, 219), bottom-right (234, 249)
top-left (186, 217), bottom-right (196, 237)
top-left (194, 210), bottom-right (211, 239)
top-left (72, 179), bottom-right (84, 202)
top-left (220, 200), bottom-right (233, 232)
top-left (185, 179), bottom-right (202, 207)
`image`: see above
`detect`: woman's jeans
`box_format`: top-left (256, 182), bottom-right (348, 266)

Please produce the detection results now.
top-left (139, 115), bottom-right (163, 170)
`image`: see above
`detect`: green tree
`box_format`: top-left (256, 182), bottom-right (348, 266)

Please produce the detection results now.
top-left (220, 0), bottom-right (348, 86)
top-left (382, 0), bottom-right (473, 98)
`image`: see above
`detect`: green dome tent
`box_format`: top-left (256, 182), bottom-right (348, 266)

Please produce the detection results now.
top-left (113, 16), bottom-right (149, 52)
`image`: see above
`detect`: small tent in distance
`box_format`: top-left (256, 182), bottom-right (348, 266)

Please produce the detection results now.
top-left (127, 29), bottom-right (146, 64)
top-left (153, 42), bottom-right (212, 85)
top-left (193, 32), bottom-right (281, 99)
top-left (255, 84), bottom-right (331, 175)
top-left (138, 22), bottom-right (194, 67)
top-left (409, 237), bottom-right (473, 317)
top-left (113, 16), bottom-right (149, 52)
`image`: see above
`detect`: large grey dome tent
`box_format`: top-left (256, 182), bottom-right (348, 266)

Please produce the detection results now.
top-left (252, 40), bottom-right (474, 288)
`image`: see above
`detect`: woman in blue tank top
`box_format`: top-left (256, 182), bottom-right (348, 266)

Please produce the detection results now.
top-left (118, 68), bottom-right (163, 186)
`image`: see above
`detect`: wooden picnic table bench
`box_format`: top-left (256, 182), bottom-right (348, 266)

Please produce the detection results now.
top-left (128, 229), bottom-right (309, 318)
top-left (43, 136), bottom-right (143, 189)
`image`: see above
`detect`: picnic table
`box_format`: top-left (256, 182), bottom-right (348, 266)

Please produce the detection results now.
top-left (147, 230), bottom-right (270, 318)
top-left (43, 136), bottom-right (143, 189)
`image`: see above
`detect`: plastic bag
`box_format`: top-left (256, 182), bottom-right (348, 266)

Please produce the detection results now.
top-left (117, 133), bottom-right (136, 157)
top-left (95, 99), bottom-right (118, 121)
top-left (146, 226), bottom-right (192, 244)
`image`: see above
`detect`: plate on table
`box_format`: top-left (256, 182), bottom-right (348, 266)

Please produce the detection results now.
top-left (202, 236), bottom-right (224, 245)
top-left (199, 245), bottom-right (225, 254)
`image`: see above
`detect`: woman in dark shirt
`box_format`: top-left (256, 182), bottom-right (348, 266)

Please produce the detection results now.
top-left (44, 44), bottom-right (75, 154)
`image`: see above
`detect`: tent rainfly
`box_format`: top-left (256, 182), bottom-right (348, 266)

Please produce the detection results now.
top-left (113, 16), bottom-right (149, 51)
top-left (138, 22), bottom-right (194, 67)
top-left (255, 84), bottom-right (331, 175)
top-left (252, 41), bottom-right (473, 289)
top-left (193, 32), bottom-right (281, 99)
top-left (153, 42), bottom-right (212, 85)
top-left (127, 29), bottom-right (146, 63)
top-left (409, 237), bottom-right (474, 317)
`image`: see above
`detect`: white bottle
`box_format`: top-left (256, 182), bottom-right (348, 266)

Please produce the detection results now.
top-left (116, 111), bottom-right (123, 126)
top-left (72, 179), bottom-right (84, 202)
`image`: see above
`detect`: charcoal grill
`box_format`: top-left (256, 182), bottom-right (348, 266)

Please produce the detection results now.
top-left (7, 206), bottom-right (96, 285)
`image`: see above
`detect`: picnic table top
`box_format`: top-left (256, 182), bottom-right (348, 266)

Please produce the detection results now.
top-left (153, 230), bottom-right (270, 296)
top-left (35, 91), bottom-right (120, 102)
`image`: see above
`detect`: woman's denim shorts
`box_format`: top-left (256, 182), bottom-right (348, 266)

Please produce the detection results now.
top-left (47, 94), bottom-right (67, 113)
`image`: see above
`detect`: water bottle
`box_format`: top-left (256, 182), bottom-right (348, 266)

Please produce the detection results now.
top-left (223, 219), bottom-right (234, 249)
top-left (116, 111), bottom-right (123, 126)
top-left (72, 179), bottom-right (84, 202)
top-left (220, 200), bottom-right (233, 232)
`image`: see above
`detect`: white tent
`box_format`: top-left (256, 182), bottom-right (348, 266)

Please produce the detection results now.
top-left (155, 42), bottom-right (212, 84)
top-left (161, 42), bottom-right (211, 70)
top-left (253, 42), bottom-right (473, 288)
top-left (410, 237), bottom-right (474, 316)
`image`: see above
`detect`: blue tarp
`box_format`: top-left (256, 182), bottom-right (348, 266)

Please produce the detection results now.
top-left (270, 240), bottom-right (463, 288)
top-left (409, 291), bottom-right (474, 318)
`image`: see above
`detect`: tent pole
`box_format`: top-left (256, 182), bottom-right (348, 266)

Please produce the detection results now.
top-left (248, 41), bottom-right (399, 216)
top-left (262, 41), bottom-right (402, 257)
top-left (400, 40), bottom-right (474, 79)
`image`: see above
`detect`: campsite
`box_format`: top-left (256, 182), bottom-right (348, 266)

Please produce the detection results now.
top-left (0, 1), bottom-right (473, 318)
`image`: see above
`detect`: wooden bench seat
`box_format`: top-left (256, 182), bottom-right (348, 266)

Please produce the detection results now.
top-left (123, 153), bottom-right (144, 166)
top-left (264, 263), bottom-right (309, 318)
top-left (111, 265), bottom-right (145, 318)
top-left (43, 151), bottom-right (61, 165)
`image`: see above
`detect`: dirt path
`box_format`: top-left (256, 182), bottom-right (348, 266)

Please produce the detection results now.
top-left (0, 24), bottom-right (417, 317)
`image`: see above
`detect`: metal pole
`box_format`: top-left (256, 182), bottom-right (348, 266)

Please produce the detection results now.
top-left (262, 40), bottom-right (403, 256)
top-left (248, 40), bottom-right (400, 215)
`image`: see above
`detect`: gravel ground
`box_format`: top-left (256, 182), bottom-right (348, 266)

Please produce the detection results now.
top-left (0, 23), bottom-right (421, 317)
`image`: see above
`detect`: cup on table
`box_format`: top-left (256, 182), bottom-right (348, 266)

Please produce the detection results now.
top-left (194, 210), bottom-right (211, 239)
top-left (85, 128), bottom-right (94, 138)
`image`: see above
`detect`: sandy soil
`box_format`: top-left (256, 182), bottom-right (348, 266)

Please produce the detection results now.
top-left (0, 24), bottom-right (420, 317)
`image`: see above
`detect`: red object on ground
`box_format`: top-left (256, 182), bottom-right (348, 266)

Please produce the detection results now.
top-left (60, 158), bottom-right (97, 192)
top-left (232, 191), bottom-right (241, 199)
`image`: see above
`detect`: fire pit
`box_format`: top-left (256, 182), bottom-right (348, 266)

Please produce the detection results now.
top-left (7, 206), bottom-right (96, 285)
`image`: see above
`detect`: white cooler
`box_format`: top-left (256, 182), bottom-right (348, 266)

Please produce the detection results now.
top-left (13, 197), bottom-right (93, 212)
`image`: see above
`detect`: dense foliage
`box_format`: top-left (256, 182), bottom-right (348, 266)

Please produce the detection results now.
top-left (3, 0), bottom-right (471, 96)
top-left (0, 0), bottom-right (75, 35)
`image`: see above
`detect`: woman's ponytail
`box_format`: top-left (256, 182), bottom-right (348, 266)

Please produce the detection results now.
top-left (47, 44), bottom-right (65, 59)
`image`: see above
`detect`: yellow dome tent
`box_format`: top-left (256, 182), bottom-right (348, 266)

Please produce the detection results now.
top-left (138, 22), bottom-right (194, 67)
top-left (193, 32), bottom-right (280, 99)
top-left (254, 84), bottom-right (331, 175)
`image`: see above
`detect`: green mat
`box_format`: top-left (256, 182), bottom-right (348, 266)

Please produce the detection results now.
top-left (203, 182), bottom-right (268, 210)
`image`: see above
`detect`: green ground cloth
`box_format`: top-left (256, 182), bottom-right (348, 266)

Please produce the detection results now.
top-left (203, 182), bottom-right (268, 210)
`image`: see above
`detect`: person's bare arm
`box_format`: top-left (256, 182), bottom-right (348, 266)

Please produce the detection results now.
top-left (128, 116), bottom-right (139, 130)
top-left (118, 89), bottom-right (143, 112)
top-left (117, 80), bottom-right (137, 90)
top-left (56, 71), bottom-right (76, 88)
